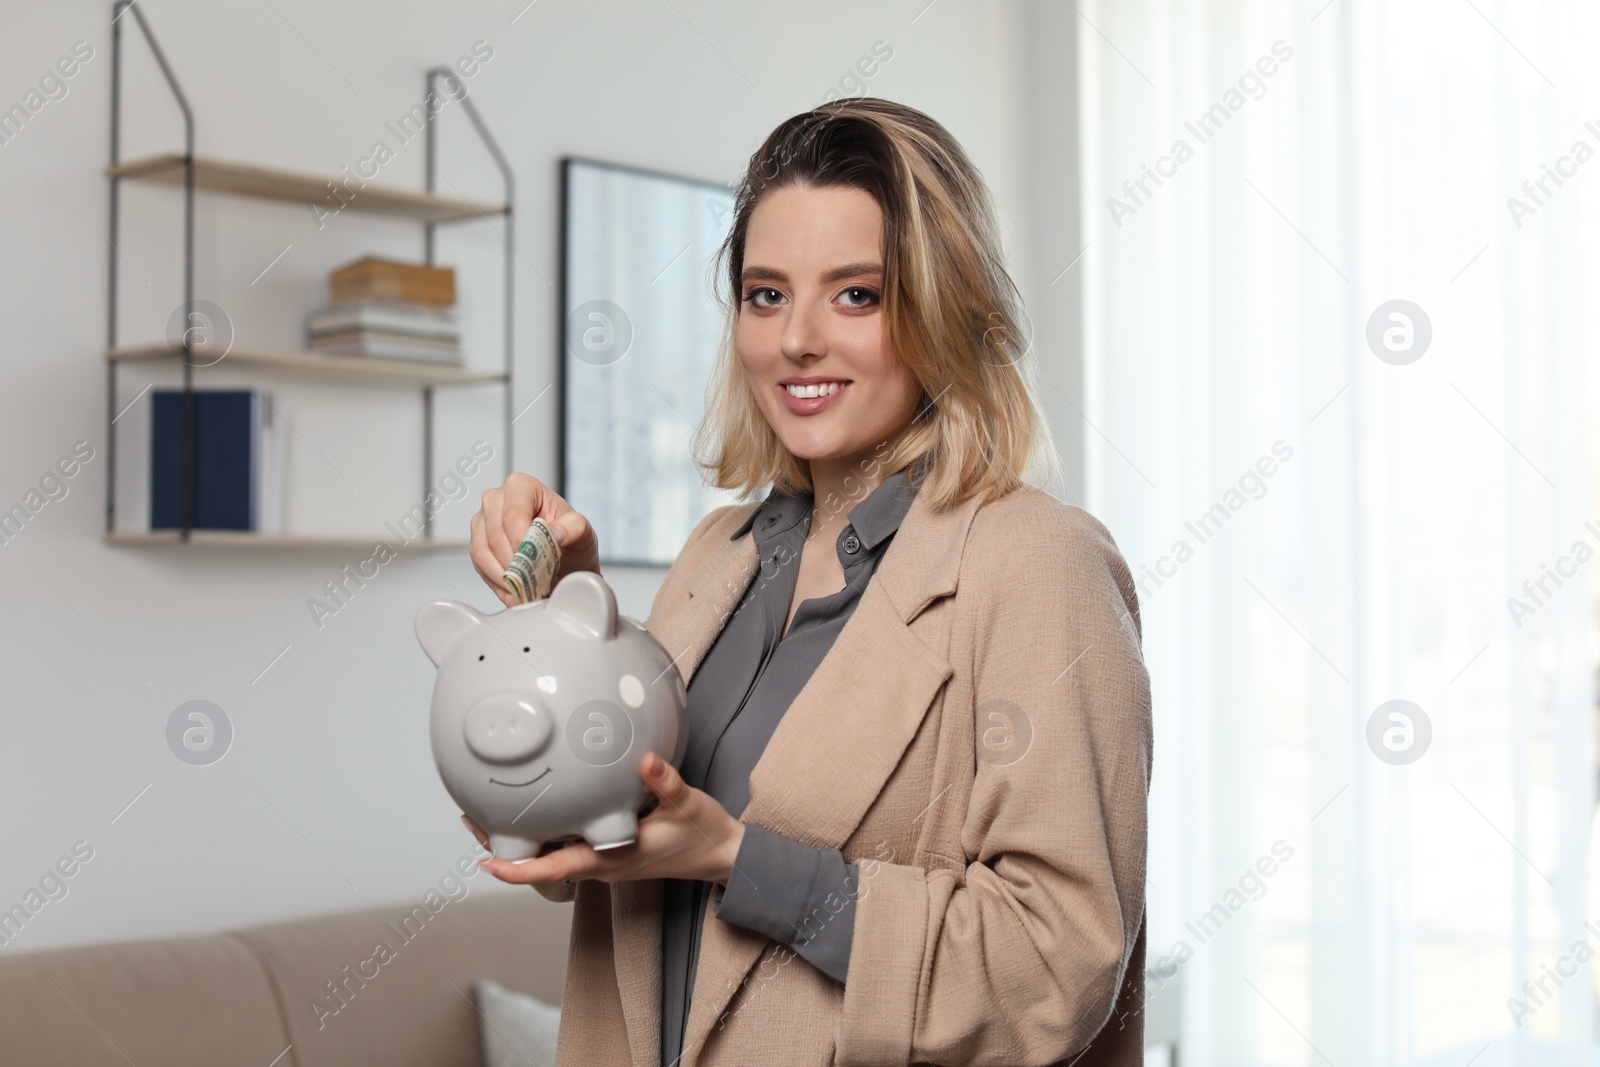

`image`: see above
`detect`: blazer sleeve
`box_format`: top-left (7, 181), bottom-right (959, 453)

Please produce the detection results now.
top-left (835, 502), bottom-right (1153, 1064)
top-left (530, 501), bottom-right (754, 906)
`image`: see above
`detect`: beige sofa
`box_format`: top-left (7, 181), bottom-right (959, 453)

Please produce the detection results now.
top-left (0, 889), bottom-right (572, 1067)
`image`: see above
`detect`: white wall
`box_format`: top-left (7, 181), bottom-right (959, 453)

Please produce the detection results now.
top-left (0, 0), bottom-right (1077, 953)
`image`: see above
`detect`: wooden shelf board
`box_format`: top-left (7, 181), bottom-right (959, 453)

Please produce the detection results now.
top-left (107, 153), bottom-right (506, 223)
top-left (105, 531), bottom-right (468, 550)
top-left (108, 345), bottom-right (506, 387)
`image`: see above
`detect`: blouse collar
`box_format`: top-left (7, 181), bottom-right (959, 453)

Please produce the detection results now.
top-left (730, 462), bottom-right (922, 549)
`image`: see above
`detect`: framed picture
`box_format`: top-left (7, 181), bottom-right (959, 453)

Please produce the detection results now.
top-left (558, 157), bottom-right (749, 567)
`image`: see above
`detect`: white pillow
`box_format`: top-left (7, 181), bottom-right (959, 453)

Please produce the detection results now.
top-left (474, 978), bottom-right (561, 1067)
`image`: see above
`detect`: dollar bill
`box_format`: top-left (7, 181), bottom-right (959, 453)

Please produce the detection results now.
top-left (503, 517), bottom-right (561, 604)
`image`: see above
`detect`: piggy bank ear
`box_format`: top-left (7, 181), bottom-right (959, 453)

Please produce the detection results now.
top-left (415, 601), bottom-right (485, 666)
top-left (547, 571), bottom-right (618, 640)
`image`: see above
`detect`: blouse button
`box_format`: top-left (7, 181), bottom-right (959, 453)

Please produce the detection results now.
top-left (842, 532), bottom-right (860, 554)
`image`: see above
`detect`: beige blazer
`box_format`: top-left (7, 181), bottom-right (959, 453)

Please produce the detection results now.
top-left (539, 481), bottom-right (1152, 1066)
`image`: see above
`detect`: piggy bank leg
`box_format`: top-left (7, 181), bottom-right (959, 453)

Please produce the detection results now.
top-left (489, 833), bottom-right (542, 863)
top-left (583, 810), bottom-right (638, 851)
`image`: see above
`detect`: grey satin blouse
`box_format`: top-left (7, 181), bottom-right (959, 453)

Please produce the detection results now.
top-left (659, 465), bottom-right (920, 1067)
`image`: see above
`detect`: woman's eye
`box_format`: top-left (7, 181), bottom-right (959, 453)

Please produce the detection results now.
top-left (744, 287), bottom-right (783, 308)
top-left (838, 286), bottom-right (879, 308)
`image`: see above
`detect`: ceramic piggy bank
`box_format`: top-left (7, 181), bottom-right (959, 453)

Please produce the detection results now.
top-left (415, 570), bottom-right (689, 861)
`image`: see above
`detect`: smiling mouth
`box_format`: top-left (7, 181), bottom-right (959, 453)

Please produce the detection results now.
top-left (489, 767), bottom-right (552, 788)
top-left (781, 380), bottom-right (850, 398)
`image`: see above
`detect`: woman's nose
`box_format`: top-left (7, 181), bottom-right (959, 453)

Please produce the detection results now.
top-left (780, 299), bottom-right (826, 361)
top-left (462, 693), bottom-right (553, 763)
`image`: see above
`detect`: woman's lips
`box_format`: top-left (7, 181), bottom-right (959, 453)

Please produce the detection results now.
top-left (779, 381), bottom-right (850, 416)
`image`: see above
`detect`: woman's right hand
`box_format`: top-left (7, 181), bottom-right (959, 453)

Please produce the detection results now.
top-left (470, 473), bottom-right (601, 607)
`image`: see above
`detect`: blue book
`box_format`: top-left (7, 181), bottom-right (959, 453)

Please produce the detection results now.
top-left (150, 390), bottom-right (261, 531)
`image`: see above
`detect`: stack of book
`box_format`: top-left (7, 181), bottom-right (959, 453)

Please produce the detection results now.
top-left (306, 257), bottom-right (461, 363)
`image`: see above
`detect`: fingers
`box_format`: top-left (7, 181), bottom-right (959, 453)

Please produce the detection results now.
top-left (461, 816), bottom-right (593, 887)
top-left (491, 474), bottom-right (583, 575)
top-left (478, 840), bottom-right (601, 886)
top-left (552, 506), bottom-right (589, 558)
top-left (641, 752), bottom-right (688, 805)
top-left (460, 813), bottom-right (490, 849)
top-left (524, 484), bottom-right (592, 577)
top-left (468, 470), bottom-right (602, 597)
top-left (482, 483), bottom-right (517, 573)
top-left (504, 472), bottom-right (564, 558)
top-left (469, 512), bottom-right (516, 607)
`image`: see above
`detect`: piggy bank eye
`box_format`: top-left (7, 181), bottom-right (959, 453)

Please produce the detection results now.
top-left (478, 654), bottom-right (485, 661)
top-left (619, 674), bottom-right (645, 709)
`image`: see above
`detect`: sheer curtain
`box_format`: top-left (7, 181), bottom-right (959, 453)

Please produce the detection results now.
top-left (1076, 1), bottom-right (1599, 1062)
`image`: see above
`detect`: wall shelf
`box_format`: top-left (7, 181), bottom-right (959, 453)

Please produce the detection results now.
top-left (107, 153), bottom-right (506, 222)
top-left (104, 531), bottom-right (469, 551)
top-left (107, 1), bottom-right (516, 546)
top-left (109, 345), bottom-right (508, 388)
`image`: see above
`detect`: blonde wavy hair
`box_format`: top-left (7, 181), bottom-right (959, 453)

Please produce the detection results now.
top-left (691, 97), bottom-right (1060, 512)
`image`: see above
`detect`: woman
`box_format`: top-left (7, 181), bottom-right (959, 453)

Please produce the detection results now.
top-left (466, 98), bottom-right (1151, 1066)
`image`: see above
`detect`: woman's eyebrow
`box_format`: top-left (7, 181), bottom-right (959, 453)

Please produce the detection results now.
top-left (741, 262), bottom-right (884, 284)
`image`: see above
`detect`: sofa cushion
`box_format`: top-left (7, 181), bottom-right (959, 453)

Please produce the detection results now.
top-left (232, 889), bottom-right (570, 1067)
top-left (0, 929), bottom-right (291, 1067)
top-left (475, 977), bottom-right (561, 1067)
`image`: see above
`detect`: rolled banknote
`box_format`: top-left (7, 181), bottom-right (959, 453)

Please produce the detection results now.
top-left (503, 517), bottom-right (561, 604)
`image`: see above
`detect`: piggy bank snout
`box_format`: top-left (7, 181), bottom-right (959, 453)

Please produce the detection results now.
top-left (462, 694), bottom-right (553, 764)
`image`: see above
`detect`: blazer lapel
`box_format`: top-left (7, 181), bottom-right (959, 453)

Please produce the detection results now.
top-left (677, 487), bottom-right (986, 1062)
top-left (617, 511), bottom-right (763, 1067)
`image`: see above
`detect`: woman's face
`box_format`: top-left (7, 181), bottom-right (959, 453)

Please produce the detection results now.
top-left (736, 184), bottom-right (923, 474)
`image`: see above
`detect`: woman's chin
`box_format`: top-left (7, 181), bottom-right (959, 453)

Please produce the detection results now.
top-left (788, 444), bottom-right (882, 471)
top-left (780, 435), bottom-right (850, 464)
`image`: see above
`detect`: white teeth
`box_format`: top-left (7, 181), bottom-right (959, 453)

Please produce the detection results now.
top-left (785, 382), bottom-right (844, 398)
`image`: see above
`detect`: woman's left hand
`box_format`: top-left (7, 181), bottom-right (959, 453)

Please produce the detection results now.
top-left (469, 753), bottom-right (746, 887)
